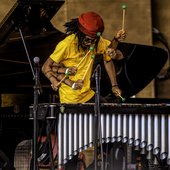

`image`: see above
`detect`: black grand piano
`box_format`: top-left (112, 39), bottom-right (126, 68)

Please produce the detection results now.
top-left (0, 0), bottom-right (65, 169)
top-left (0, 0), bottom-right (170, 170)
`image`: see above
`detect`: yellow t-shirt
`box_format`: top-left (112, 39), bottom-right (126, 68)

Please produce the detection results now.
top-left (50, 34), bottom-right (111, 103)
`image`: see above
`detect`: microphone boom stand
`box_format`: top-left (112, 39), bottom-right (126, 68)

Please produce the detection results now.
top-left (18, 27), bottom-right (39, 170)
top-left (19, 27), bottom-right (54, 170)
top-left (32, 57), bottom-right (40, 170)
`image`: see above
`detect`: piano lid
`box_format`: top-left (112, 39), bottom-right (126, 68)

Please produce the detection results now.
top-left (100, 42), bottom-right (168, 99)
top-left (0, 0), bottom-right (65, 45)
top-left (118, 43), bottom-right (168, 97)
top-left (94, 42), bottom-right (168, 99)
top-left (0, 0), bottom-right (65, 93)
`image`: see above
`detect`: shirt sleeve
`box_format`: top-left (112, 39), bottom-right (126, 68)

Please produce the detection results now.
top-left (98, 38), bottom-right (112, 62)
top-left (50, 40), bottom-right (68, 63)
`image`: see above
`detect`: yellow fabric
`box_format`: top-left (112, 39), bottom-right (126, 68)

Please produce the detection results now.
top-left (50, 34), bottom-right (111, 103)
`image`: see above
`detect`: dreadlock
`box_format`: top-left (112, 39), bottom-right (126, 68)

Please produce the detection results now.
top-left (64, 18), bottom-right (79, 34)
top-left (64, 18), bottom-right (100, 51)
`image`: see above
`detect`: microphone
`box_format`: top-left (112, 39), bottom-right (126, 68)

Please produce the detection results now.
top-left (33, 56), bottom-right (40, 81)
top-left (33, 56), bottom-right (43, 94)
top-left (33, 56), bottom-right (40, 66)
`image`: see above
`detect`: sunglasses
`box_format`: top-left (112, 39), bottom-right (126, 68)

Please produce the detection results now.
top-left (83, 36), bottom-right (97, 44)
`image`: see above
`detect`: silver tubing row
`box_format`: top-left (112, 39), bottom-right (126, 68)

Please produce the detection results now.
top-left (57, 111), bottom-right (170, 169)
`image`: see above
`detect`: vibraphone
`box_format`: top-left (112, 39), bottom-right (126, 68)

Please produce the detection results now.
top-left (30, 101), bottom-right (170, 169)
top-left (57, 102), bottom-right (170, 169)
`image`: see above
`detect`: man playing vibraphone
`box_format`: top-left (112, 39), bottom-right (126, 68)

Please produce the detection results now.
top-left (42, 11), bottom-right (126, 169)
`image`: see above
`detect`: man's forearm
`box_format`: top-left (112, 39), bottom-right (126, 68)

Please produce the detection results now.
top-left (104, 60), bottom-right (118, 86)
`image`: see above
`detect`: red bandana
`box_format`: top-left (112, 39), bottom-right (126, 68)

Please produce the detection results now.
top-left (78, 11), bottom-right (104, 38)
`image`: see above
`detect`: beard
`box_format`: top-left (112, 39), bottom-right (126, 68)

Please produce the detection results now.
top-left (81, 42), bottom-right (91, 50)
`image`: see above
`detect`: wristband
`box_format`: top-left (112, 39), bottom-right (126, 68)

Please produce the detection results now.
top-left (112, 84), bottom-right (118, 87)
top-left (113, 37), bottom-right (119, 41)
top-left (72, 82), bottom-right (76, 89)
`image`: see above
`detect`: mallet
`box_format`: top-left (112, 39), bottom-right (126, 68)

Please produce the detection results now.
top-left (122, 4), bottom-right (127, 30)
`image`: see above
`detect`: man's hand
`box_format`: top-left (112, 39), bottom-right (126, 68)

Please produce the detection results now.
top-left (112, 85), bottom-right (122, 98)
top-left (66, 66), bottom-right (77, 75)
top-left (51, 80), bottom-right (60, 91)
top-left (106, 48), bottom-right (117, 58)
top-left (114, 29), bottom-right (126, 41)
top-left (72, 79), bottom-right (84, 90)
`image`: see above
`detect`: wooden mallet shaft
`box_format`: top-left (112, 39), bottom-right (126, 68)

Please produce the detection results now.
top-left (56, 75), bottom-right (68, 87)
top-left (122, 4), bottom-right (127, 30)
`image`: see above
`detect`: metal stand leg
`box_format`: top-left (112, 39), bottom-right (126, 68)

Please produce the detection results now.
top-left (46, 120), bottom-right (55, 170)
